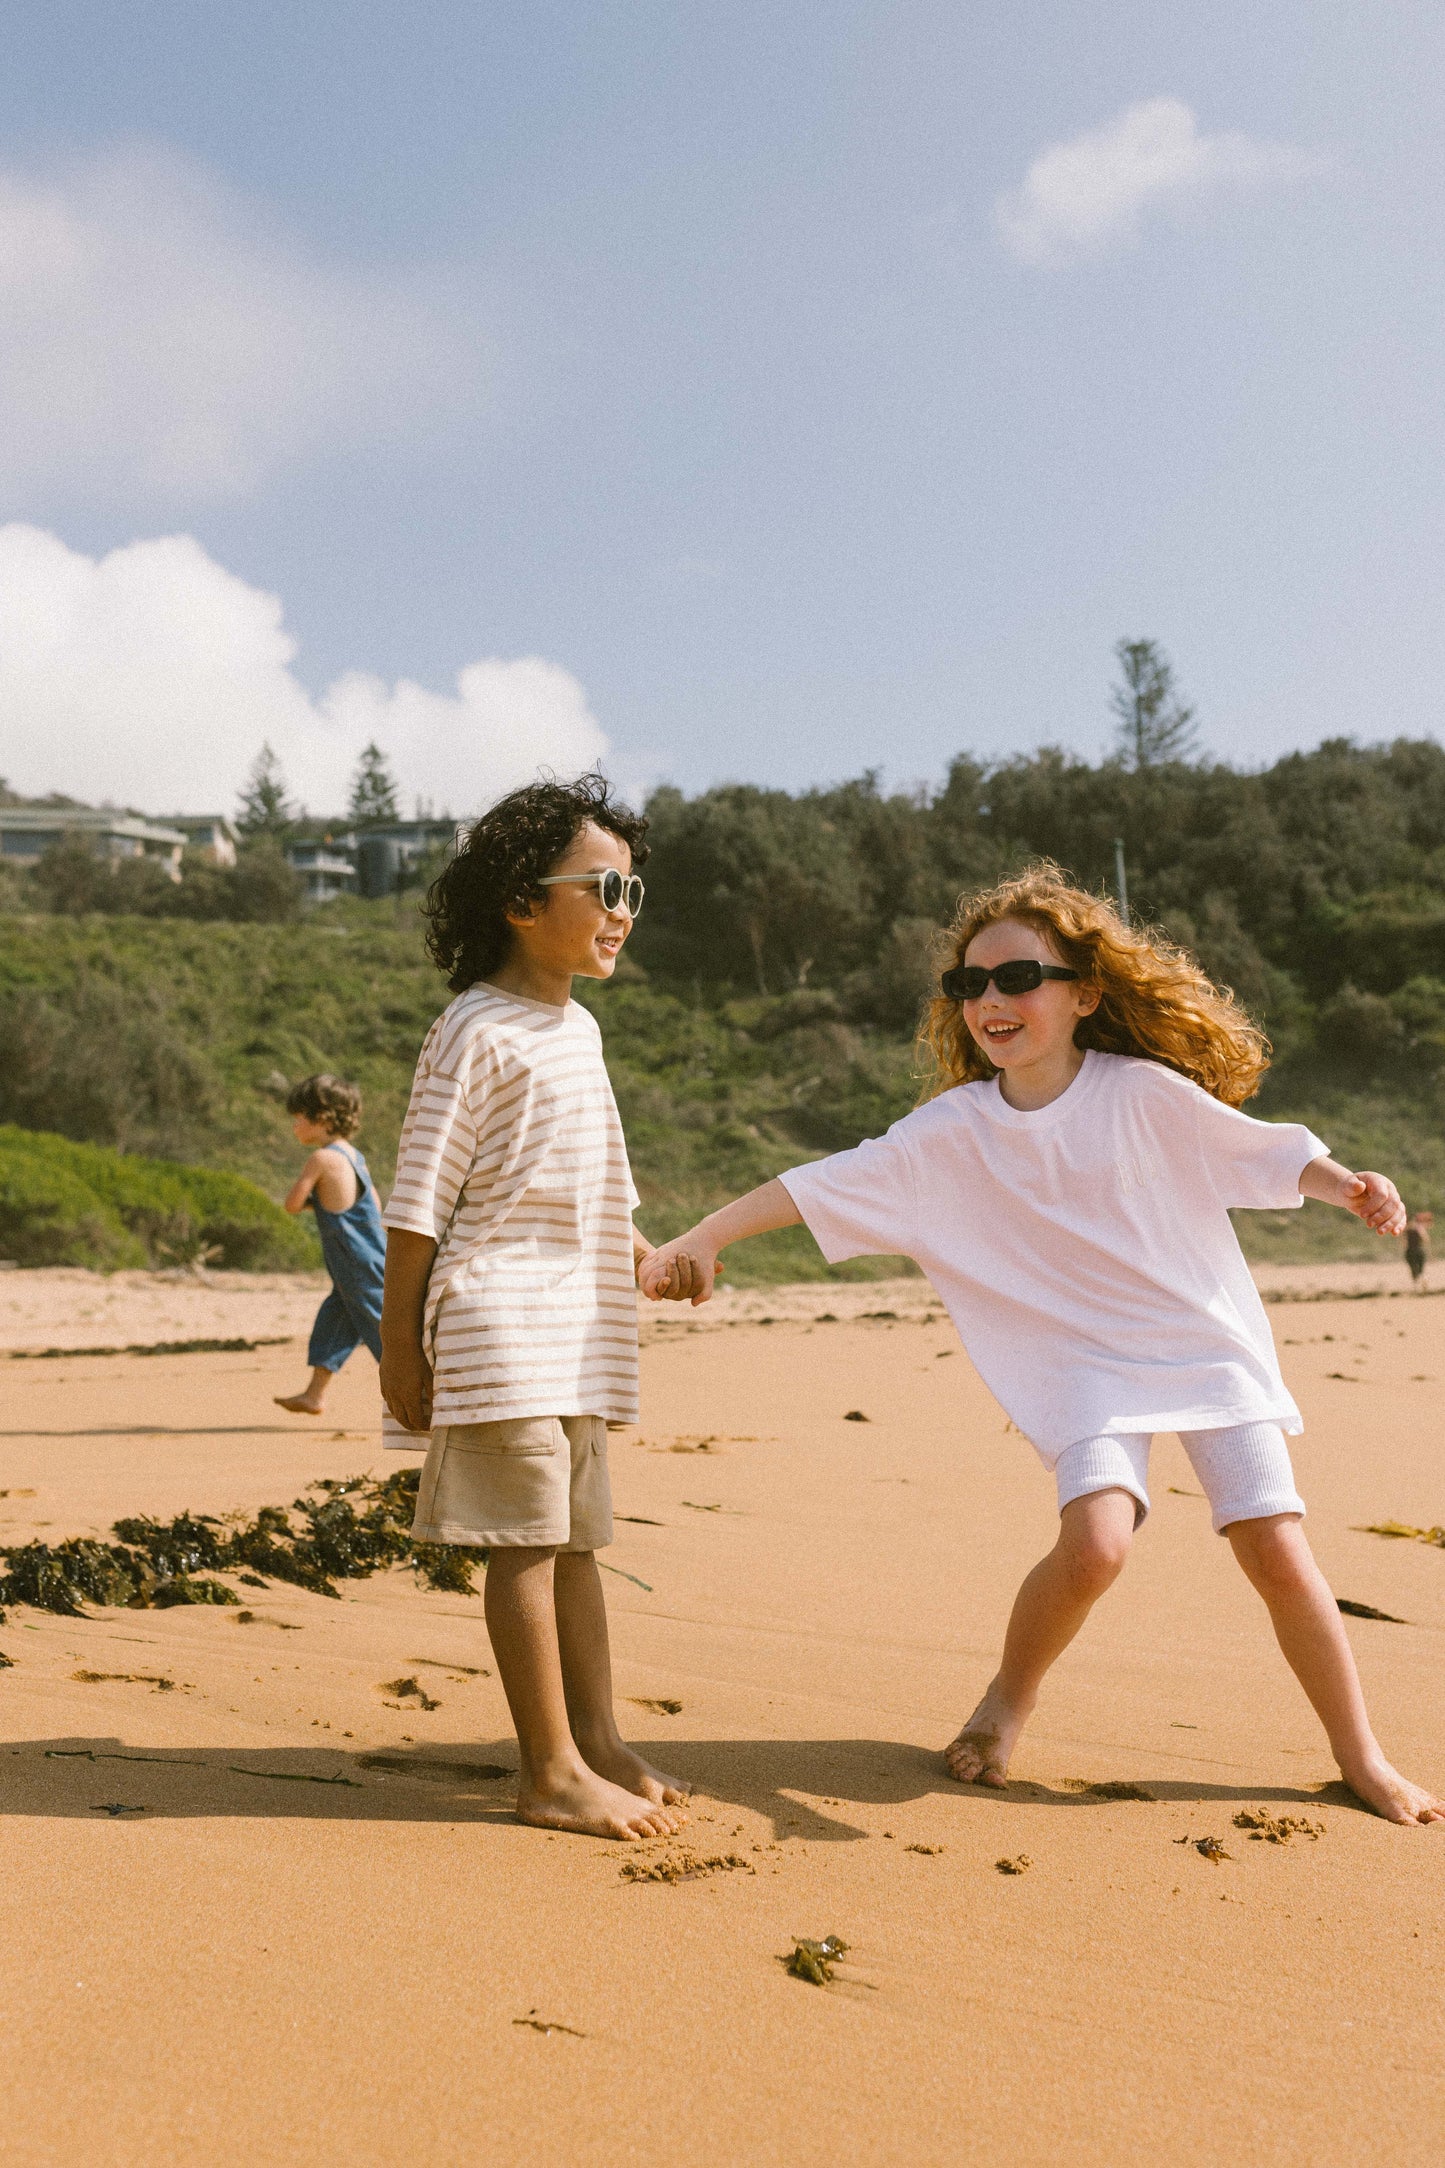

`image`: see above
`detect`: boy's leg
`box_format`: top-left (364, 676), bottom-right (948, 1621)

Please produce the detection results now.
top-left (275, 1290), bottom-right (353, 1412)
top-left (552, 1549), bottom-right (690, 1806)
top-left (947, 1486), bottom-right (1138, 1785)
top-left (1226, 1514), bottom-right (1444, 1825)
top-left (484, 1546), bottom-right (684, 1839)
top-left (274, 1365), bottom-right (336, 1414)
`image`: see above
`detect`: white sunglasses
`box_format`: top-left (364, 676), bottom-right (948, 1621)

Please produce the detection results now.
top-left (537, 868), bottom-right (644, 916)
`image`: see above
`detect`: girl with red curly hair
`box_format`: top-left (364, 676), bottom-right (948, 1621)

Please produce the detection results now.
top-left (642, 865), bottom-right (1442, 1825)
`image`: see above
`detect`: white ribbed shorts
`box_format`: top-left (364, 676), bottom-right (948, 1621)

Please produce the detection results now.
top-left (1053, 1423), bottom-right (1305, 1535)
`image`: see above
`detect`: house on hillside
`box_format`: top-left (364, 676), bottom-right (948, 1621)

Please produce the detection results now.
top-left (160, 814), bottom-right (238, 867)
top-left (0, 805), bottom-right (187, 879)
top-left (284, 839), bottom-right (358, 902)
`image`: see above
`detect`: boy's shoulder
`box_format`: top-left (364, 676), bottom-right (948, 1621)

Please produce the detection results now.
top-left (424, 984), bottom-right (599, 1074)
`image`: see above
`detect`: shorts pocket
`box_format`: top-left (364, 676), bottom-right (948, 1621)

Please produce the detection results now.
top-left (444, 1418), bottom-right (560, 1458)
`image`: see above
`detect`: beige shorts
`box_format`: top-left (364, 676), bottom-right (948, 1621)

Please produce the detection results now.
top-left (410, 1415), bottom-right (613, 1551)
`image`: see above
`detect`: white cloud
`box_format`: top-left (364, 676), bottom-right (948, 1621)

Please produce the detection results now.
top-left (0, 147), bottom-right (480, 497)
top-left (0, 524), bottom-right (608, 817)
top-left (996, 98), bottom-right (1318, 267)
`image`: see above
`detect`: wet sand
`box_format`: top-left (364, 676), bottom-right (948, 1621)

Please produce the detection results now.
top-left (1, 1278), bottom-right (1442, 2164)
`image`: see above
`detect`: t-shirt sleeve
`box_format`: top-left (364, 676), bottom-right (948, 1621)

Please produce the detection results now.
top-left (1189, 1086), bottom-right (1328, 1212)
top-left (383, 1025), bottom-right (480, 1241)
top-left (779, 1124), bottom-right (920, 1264)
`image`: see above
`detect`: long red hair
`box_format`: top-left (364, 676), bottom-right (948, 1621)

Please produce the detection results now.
top-left (918, 863), bottom-right (1269, 1108)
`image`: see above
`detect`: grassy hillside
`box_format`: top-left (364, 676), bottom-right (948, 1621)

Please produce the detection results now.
top-left (0, 898), bottom-right (1431, 1278)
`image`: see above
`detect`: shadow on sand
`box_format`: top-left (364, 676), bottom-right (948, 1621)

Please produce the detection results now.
top-left (0, 1734), bottom-right (1360, 1829)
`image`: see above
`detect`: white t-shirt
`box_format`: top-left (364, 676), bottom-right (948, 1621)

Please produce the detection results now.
top-left (383, 984), bottom-right (641, 1436)
top-left (779, 1051), bottom-right (1327, 1462)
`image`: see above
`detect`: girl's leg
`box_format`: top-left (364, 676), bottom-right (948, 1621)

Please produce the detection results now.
top-left (483, 1545), bottom-right (683, 1840)
top-left (947, 1488), bottom-right (1137, 1784)
top-left (1226, 1514), bottom-right (1444, 1825)
top-left (552, 1550), bottom-right (690, 1806)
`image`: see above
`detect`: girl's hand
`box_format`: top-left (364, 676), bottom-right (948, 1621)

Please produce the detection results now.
top-left (1343, 1170), bottom-right (1407, 1237)
top-left (379, 1340), bottom-right (434, 1433)
top-left (639, 1235), bottom-right (719, 1305)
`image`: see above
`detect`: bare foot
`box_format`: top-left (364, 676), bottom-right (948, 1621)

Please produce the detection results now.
top-left (581, 1736), bottom-right (691, 1807)
top-left (1341, 1757), bottom-right (1445, 1826)
top-left (274, 1393), bottom-right (324, 1415)
top-left (516, 1765), bottom-right (684, 1840)
top-left (944, 1680), bottom-right (1035, 1787)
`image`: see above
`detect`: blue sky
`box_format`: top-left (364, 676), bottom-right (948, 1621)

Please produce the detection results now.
top-left (2, 2), bottom-right (1443, 813)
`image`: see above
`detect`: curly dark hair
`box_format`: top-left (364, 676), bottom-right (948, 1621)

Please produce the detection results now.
top-left (285, 1073), bottom-right (363, 1137)
top-left (423, 772), bottom-right (650, 993)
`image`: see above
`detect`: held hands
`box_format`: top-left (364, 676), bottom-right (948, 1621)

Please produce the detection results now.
top-left (1343, 1170), bottom-right (1407, 1238)
top-left (638, 1232), bottom-right (721, 1306)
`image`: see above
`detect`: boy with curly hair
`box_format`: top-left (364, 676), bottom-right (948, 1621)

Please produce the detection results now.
top-left (380, 773), bottom-right (688, 1841)
top-left (276, 1073), bottom-right (387, 1416)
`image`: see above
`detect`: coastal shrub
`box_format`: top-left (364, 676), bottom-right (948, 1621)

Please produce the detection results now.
top-left (0, 1127), bottom-right (314, 1270)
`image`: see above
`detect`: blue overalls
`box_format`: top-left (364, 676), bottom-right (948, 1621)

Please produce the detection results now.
top-left (306, 1141), bottom-right (387, 1372)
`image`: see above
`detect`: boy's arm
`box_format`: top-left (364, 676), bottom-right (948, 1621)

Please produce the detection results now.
top-left (1299, 1154), bottom-right (1405, 1236)
top-left (639, 1179), bottom-right (802, 1306)
top-left (282, 1153), bottom-right (325, 1215)
top-left (379, 1229), bottom-right (439, 1432)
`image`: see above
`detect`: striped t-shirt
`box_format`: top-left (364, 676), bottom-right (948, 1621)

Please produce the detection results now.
top-left (382, 983), bottom-right (641, 1434)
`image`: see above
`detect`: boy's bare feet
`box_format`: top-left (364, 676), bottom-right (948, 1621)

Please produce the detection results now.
top-left (581, 1736), bottom-right (691, 1807)
top-left (516, 1765), bottom-right (684, 1840)
top-left (1340, 1756), bottom-right (1445, 1826)
top-left (944, 1680), bottom-right (1035, 1787)
top-left (274, 1392), bottom-right (324, 1415)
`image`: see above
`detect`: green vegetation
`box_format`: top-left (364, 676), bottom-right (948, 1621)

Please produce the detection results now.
top-left (6, 722), bottom-right (1445, 1277)
top-left (0, 1127), bottom-right (314, 1270)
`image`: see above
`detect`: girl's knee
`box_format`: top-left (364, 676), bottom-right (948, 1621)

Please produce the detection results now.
top-left (1058, 1496), bottom-right (1135, 1590)
top-left (1228, 1512), bottom-right (1308, 1590)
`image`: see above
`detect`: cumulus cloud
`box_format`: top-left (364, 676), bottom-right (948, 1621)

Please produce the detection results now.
top-left (996, 98), bottom-right (1318, 266)
top-left (0, 524), bottom-right (607, 817)
top-left (0, 146), bottom-right (480, 497)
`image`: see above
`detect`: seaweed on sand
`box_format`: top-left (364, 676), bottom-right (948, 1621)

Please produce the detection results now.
top-left (784, 1935), bottom-right (849, 1984)
top-left (0, 1470), bottom-right (485, 1618)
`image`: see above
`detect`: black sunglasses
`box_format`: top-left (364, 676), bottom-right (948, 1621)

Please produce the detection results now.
top-left (941, 959), bottom-right (1079, 1002)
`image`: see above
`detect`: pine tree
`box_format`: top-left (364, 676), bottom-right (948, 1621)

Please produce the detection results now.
top-left (236, 743), bottom-right (296, 839)
top-left (1110, 639), bottom-right (1199, 770)
top-left (347, 742), bottom-right (401, 831)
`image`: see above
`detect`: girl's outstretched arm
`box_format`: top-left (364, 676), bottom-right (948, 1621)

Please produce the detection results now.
top-left (639, 1179), bottom-right (802, 1305)
top-left (1299, 1155), bottom-right (1406, 1236)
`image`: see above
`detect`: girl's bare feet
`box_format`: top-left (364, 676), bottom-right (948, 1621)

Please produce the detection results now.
top-left (1341, 1756), bottom-right (1445, 1826)
top-left (274, 1392), bottom-right (324, 1415)
top-left (581, 1736), bottom-right (691, 1807)
top-left (944, 1680), bottom-right (1036, 1787)
top-left (516, 1765), bottom-right (684, 1840)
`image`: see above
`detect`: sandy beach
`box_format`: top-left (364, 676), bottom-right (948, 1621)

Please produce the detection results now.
top-left (1, 1268), bottom-right (1442, 2164)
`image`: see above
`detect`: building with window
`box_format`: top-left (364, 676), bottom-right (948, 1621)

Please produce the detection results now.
top-left (284, 839), bottom-right (358, 902)
top-left (0, 806), bottom-right (186, 879)
top-left (160, 814), bottom-right (238, 867)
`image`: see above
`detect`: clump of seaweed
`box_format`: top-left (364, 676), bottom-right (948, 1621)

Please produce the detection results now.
top-left (0, 1469), bottom-right (484, 1618)
top-left (784, 1934), bottom-right (849, 1983)
top-left (1336, 1597), bottom-right (1407, 1622)
top-left (1353, 1520), bottom-right (1445, 1549)
top-left (1233, 1809), bottom-right (1324, 1844)
top-left (1192, 1837), bottom-right (1232, 1863)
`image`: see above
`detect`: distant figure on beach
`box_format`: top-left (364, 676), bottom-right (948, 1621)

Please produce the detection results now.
top-left (275, 1074), bottom-right (386, 1416)
top-left (1404, 1210), bottom-right (1432, 1287)
top-left (379, 774), bottom-right (688, 1843)
top-left (643, 864), bottom-right (1444, 1827)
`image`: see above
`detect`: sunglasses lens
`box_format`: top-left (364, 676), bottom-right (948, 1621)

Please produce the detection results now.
top-left (993, 961), bottom-right (1045, 995)
top-left (599, 870), bottom-right (623, 910)
top-left (626, 878), bottom-right (643, 915)
top-left (942, 966), bottom-right (988, 1001)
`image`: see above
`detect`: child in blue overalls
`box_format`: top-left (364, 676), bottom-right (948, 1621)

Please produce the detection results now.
top-left (275, 1073), bottom-right (387, 1415)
